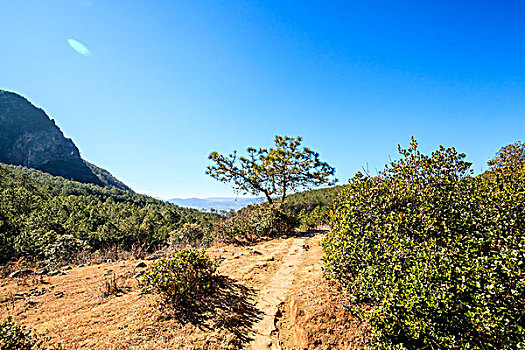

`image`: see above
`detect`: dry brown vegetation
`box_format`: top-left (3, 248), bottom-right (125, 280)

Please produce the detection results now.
top-left (1, 233), bottom-right (368, 349)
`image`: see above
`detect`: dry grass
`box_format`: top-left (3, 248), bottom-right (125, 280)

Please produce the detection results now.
top-left (1, 235), bottom-right (368, 349)
top-left (0, 245), bottom-right (269, 349)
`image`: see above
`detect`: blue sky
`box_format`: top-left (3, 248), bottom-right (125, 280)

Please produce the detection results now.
top-left (1, 0), bottom-right (524, 198)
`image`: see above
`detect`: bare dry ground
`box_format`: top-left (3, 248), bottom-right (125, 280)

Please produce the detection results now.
top-left (0, 233), bottom-right (368, 349)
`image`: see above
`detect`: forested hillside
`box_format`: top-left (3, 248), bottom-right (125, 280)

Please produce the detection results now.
top-left (281, 185), bottom-right (345, 230)
top-left (0, 163), bottom-right (217, 264)
top-left (284, 185), bottom-right (345, 212)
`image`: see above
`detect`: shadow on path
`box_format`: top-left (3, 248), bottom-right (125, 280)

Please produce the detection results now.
top-left (160, 276), bottom-right (262, 345)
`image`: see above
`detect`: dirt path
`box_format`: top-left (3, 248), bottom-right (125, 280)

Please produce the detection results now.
top-left (249, 236), bottom-right (309, 350)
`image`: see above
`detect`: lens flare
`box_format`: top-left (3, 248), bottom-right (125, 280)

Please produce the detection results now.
top-left (67, 39), bottom-right (91, 56)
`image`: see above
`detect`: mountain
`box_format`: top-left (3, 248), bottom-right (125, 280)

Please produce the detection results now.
top-left (84, 160), bottom-right (132, 191)
top-left (0, 90), bottom-right (129, 190)
top-left (169, 197), bottom-right (263, 211)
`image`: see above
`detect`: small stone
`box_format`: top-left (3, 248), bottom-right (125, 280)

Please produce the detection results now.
top-left (133, 270), bottom-right (145, 279)
top-left (35, 269), bottom-right (48, 275)
top-left (249, 250), bottom-right (262, 255)
top-left (146, 255), bottom-right (160, 261)
top-left (77, 263), bottom-right (90, 268)
top-left (9, 269), bottom-right (34, 278)
top-left (49, 271), bottom-right (60, 276)
top-left (135, 262), bottom-right (148, 268)
top-left (105, 259), bottom-right (113, 263)
top-left (218, 248), bottom-right (227, 253)
top-left (54, 291), bottom-right (64, 298)
top-left (60, 265), bottom-right (72, 271)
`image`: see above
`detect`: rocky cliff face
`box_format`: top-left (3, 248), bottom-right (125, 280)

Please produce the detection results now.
top-left (0, 90), bottom-right (106, 186)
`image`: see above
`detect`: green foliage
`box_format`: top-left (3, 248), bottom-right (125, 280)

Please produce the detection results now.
top-left (487, 140), bottom-right (525, 169)
top-left (284, 185), bottom-right (343, 207)
top-left (298, 205), bottom-right (331, 230)
top-left (141, 249), bottom-right (221, 309)
top-left (0, 163), bottom-right (218, 264)
top-left (280, 185), bottom-right (344, 230)
top-left (0, 317), bottom-right (61, 350)
top-left (206, 135), bottom-right (336, 205)
top-left (170, 223), bottom-right (210, 248)
top-left (212, 204), bottom-right (298, 244)
top-left (323, 138), bottom-right (525, 349)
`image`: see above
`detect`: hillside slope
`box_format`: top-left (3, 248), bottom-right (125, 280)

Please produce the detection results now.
top-left (0, 162), bottom-right (217, 264)
top-left (85, 160), bottom-right (132, 191)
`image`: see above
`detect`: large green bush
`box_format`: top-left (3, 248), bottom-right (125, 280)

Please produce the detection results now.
top-left (141, 249), bottom-right (221, 309)
top-left (323, 138), bottom-right (525, 349)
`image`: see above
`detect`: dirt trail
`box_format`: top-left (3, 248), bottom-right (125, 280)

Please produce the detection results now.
top-left (209, 233), bottom-right (319, 349)
top-left (249, 237), bottom-right (309, 350)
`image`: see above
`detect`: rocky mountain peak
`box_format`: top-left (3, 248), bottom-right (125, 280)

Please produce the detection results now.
top-left (0, 90), bottom-right (129, 190)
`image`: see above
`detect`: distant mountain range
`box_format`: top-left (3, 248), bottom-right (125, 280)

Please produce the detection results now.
top-left (0, 90), bottom-right (131, 190)
top-left (168, 197), bottom-right (263, 211)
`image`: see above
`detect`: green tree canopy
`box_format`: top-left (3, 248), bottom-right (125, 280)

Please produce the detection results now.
top-left (488, 140), bottom-right (525, 169)
top-left (206, 136), bottom-right (336, 205)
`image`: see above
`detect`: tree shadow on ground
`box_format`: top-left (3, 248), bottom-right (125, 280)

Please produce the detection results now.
top-left (286, 229), bottom-right (329, 238)
top-left (160, 276), bottom-right (261, 344)
top-left (229, 229), bottom-right (329, 247)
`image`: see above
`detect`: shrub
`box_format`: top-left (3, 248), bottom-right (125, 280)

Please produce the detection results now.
top-left (141, 249), bottom-right (221, 309)
top-left (0, 316), bottom-right (61, 350)
top-left (323, 138), bottom-right (525, 349)
top-left (213, 204), bottom-right (298, 244)
top-left (170, 223), bottom-right (208, 247)
top-left (44, 234), bottom-right (88, 263)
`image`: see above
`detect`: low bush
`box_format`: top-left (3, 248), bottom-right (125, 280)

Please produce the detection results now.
top-left (0, 316), bottom-right (61, 350)
top-left (323, 138), bottom-right (525, 349)
top-left (212, 204), bottom-right (298, 244)
top-left (140, 249), bottom-right (221, 310)
top-left (169, 223), bottom-right (208, 247)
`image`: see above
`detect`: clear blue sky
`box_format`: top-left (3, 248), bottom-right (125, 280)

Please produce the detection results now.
top-left (1, 1), bottom-right (524, 198)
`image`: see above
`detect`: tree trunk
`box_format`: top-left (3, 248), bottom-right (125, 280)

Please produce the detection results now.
top-left (265, 193), bottom-right (273, 205)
